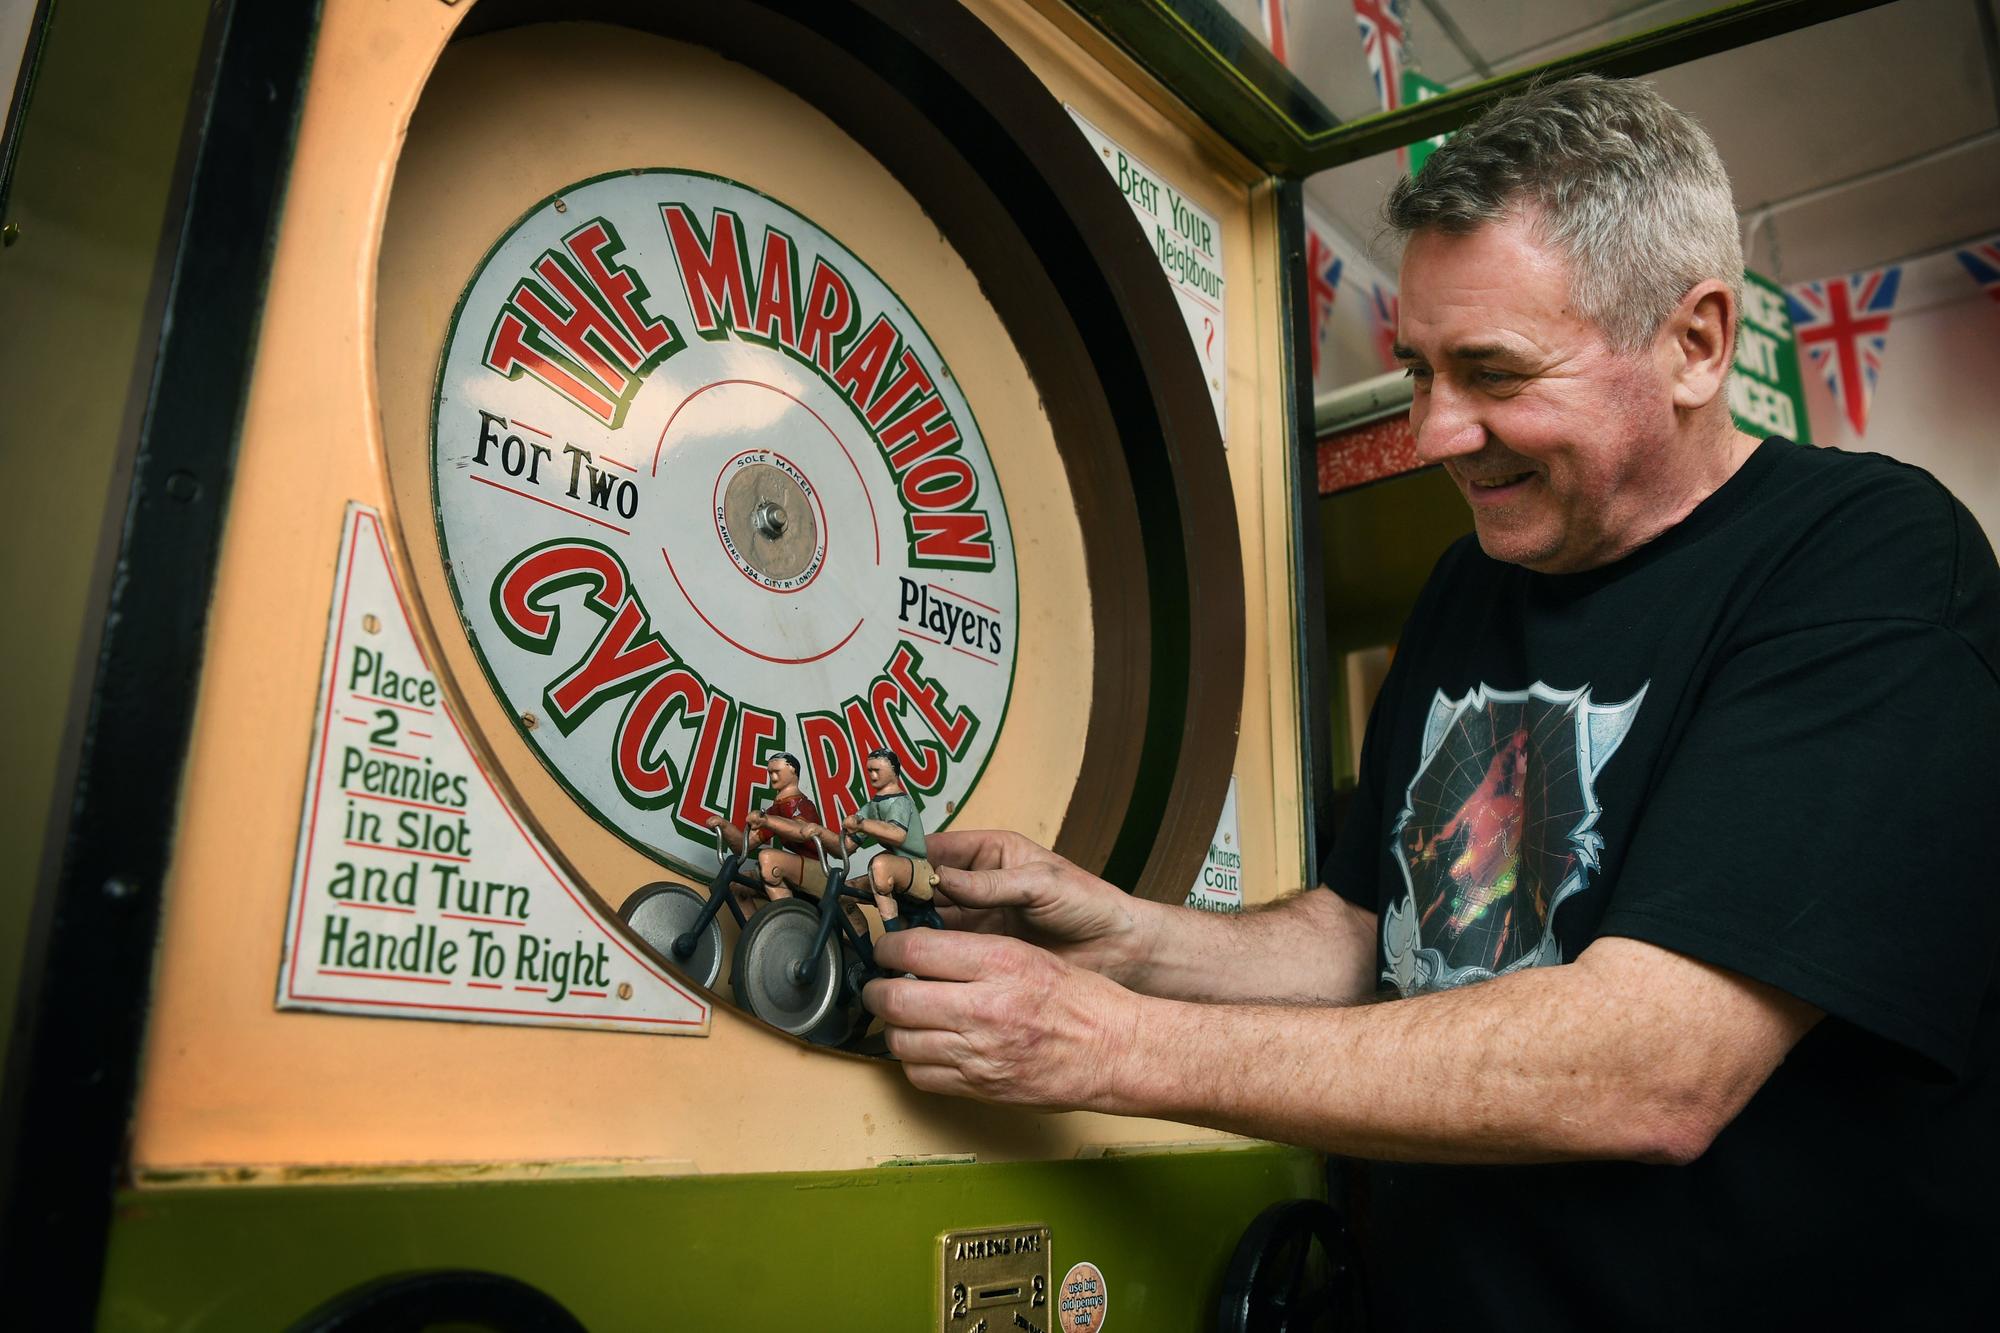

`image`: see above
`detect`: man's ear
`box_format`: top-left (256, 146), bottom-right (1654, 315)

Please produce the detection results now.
top-left (1665, 278), bottom-right (1736, 411)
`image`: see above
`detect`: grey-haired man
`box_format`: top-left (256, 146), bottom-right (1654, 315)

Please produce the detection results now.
top-left (864, 76), bottom-right (1997, 1326)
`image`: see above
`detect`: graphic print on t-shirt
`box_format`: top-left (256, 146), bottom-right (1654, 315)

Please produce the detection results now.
top-left (1383, 682), bottom-right (1645, 994)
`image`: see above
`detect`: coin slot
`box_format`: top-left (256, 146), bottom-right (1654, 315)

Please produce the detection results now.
top-left (940, 1224), bottom-right (1050, 1332)
top-left (972, 1282), bottom-right (1024, 1306)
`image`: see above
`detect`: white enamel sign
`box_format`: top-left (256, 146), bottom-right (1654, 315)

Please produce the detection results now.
top-left (1184, 775), bottom-right (1242, 914)
top-left (1067, 109), bottom-right (1227, 434)
top-left (278, 504), bottom-right (711, 1034)
top-left (431, 170), bottom-right (1017, 876)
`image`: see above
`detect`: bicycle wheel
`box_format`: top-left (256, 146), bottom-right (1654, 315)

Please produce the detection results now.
top-left (731, 899), bottom-right (850, 1045)
top-left (620, 882), bottom-right (724, 990)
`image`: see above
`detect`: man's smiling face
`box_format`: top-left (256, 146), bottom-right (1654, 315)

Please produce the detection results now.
top-left (1397, 212), bottom-right (1680, 573)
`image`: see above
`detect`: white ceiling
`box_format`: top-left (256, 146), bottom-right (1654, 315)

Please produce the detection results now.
top-left (5, 2), bottom-right (1991, 295)
top-left (1281, 0), bottom-right (2000, 287)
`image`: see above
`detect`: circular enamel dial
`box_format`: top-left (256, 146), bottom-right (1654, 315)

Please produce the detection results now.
top-left (429, 170), bottom-right (1018, 870)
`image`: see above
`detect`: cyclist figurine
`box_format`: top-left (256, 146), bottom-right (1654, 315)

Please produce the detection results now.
top-left (706, 752), bottom-right (825, 911)
top-left (840, 747), bottom-right (941, 933)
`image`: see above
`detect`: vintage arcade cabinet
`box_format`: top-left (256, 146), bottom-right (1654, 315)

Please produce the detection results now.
top-left (4, 1), bottom-right (1314, 1326)
top-left (0, 0), bottom-right (1877, 1326)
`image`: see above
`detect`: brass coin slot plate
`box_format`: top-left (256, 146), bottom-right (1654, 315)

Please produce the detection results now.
top-left (939, 1223), bottom-right (1051, 1333)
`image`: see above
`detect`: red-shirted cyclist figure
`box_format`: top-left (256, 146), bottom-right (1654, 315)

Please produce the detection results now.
top-left (705, 753), bottom-right (826, 909)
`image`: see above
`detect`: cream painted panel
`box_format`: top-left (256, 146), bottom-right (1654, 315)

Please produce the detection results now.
top-left (990, 0), bottom-right (1308, 898)
top-left (130, 0), bottom-right (1242, 1177)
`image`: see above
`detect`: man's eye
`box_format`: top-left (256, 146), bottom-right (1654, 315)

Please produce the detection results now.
top-left (1401, 365), bottom-right (1433, 384)
top-left (1476, 369), bottom-right (1519, 386)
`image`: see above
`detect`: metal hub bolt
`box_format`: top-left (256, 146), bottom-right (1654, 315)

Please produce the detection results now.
top-left (751, 499), bottom-right (789, 539)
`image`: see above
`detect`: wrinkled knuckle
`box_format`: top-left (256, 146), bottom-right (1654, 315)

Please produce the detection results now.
top-left (993, 989), bottom-right (1033, 1033)
top-left (989, 941), bottom-right (1030, 980)
top-left (896, 936), bottom-right (932, 976)
top-left (987, 992), bottom-right (1016, 1028)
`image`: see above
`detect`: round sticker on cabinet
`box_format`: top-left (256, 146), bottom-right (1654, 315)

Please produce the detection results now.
top-left (430, 170), bottom-right (1016, 872)
top-left (1057, 1260), bottom-right (1108, 1332)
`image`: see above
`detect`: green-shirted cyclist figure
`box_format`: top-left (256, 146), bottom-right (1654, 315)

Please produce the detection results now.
top-left (841, 747), bottom-right (942, 933)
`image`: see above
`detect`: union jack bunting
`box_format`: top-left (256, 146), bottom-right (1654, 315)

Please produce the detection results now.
top-left (1955, 239), bottom-right (2000, 304)
top-left (1787, 267), bottom-right (1902, 438)
top-left (1260, 0), bottom-right (1292, 68)
top-left (1352, 0), bottom-right (1411, 112)
top-left (1369, 281), bottom-right (1400, 371)
top-left (1307, 229), bottom-right (1343, 379)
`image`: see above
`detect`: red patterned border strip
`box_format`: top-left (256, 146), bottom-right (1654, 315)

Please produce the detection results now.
top-left (1317, 413), bottom-right (1421, 494)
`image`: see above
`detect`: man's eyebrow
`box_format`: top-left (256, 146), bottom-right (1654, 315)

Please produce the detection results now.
top-left (1442, 342), bottom-right (1521, 362)
top-left (1391, 341), bottom-right (1527, 363)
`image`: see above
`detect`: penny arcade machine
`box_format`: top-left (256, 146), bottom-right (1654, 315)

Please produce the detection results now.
top-left (0, 0), bottom-right (1880, 1327)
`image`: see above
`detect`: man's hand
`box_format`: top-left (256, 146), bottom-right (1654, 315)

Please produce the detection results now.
top-left (746, 809), bottom-right (768, 831)
top-left (866, 928), bottom-right (1821, 1163)
top-left (863, 929), bottom-right (1141, 1110)
top-left (921, 830), bottom-right (1148, 984)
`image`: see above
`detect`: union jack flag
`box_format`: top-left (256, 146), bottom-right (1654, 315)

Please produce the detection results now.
top-left (1369, 281), bottom-right (1400, 372)
top-left (1260, 0), bottom-right (1292, 68)
top-left (1306, 230), bottom-right (1343, 379)
top-left (1353, 0), bottom-right (1411, 112)
top-left (1787, 267), bottom-right (1902, 438)
top-left (1955, 239), bottom-right (2000, 304)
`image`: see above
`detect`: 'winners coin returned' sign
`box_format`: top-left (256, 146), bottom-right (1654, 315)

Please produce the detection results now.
top-left (433, 171), bottom-right (1017, 875)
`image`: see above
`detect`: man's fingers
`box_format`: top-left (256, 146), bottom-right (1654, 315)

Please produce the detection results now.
top-left (871, 925), bottom-right (1028, 983)
top-left (929, 860), bottom-right (1055, 914)
top-left (929, 863), bottom-right (1008, 910)
top-left (920, 828), bottom-right (1001, 870)
top-left (862, 975), bottom-right (958, 1028)
top-left (900, 1061), bottom-right (980, 1101)
top-left (882, 1025), bottom-right (972, 1067)
top-left (924, 828), bottom-right (1052, 873)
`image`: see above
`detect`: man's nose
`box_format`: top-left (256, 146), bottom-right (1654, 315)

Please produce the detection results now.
top-left (1412, 380), bottom-right (1487, 464)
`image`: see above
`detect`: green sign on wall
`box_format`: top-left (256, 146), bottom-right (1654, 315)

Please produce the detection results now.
top-left (1730, 268), bottom-right (1811, 444)
top-left (1402, 71), bottom-right (1451, 176)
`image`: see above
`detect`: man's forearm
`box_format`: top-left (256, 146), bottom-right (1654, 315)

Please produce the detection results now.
top-left (1117, 887), bottom-right (1378, 1006)
top-left (1097, 937), bottom-right (1816, 1164)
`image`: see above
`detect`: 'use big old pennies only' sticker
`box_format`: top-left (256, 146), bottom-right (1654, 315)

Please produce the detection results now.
top-left (431, 169), bottom-right (1018, 878)
top-left (1057, 1261), bottom-right (1108, 1332)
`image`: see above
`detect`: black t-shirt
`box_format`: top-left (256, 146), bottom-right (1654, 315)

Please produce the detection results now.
top-left (1321, 440), bottom-right (2000, 1329)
